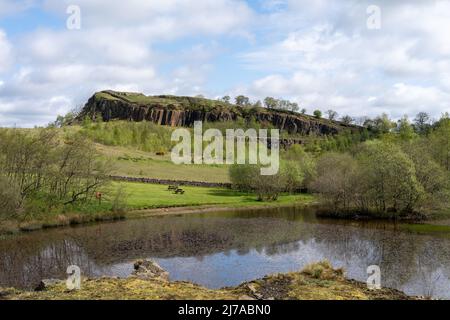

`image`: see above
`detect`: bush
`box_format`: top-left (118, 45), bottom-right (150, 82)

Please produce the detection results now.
top-left (310, 153), bottom-right (361, 212)
top-left (229, 164), bottom-right (285, 201)
top-left (309, 140), bottom-right (445, 218)
top-left (0, 128), bottom-right (110, 219)
top-left (0, 177), bottom-right (21, 219)
top-left (359, 141), bottom-right (424, 214)
top-left (111, 185), bottom-right (129, 214)
top-left (313, 110), bottom-right (322, 119)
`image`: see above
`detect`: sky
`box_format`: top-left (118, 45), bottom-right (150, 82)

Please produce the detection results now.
top-left (0, 0), bottom-right (449, 127)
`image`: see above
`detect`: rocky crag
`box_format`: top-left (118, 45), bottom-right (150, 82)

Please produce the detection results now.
top-left (77, 91), bottom-right (362, 137)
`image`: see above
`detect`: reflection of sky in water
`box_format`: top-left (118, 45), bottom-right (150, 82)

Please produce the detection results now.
top-left (1, 208), bottom-right (450, 299)
top-left (155, 242), bottom-right (450, 299)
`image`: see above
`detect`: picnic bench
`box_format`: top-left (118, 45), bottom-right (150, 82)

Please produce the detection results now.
top-left (168, 185), bottom-right (185, 194)
top-left (174, 188), bottom-right (185, 195)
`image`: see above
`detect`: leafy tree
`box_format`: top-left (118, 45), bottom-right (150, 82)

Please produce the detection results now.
top-left (429, 116), bottom-right (450, 170)
top-left (229, 164), bottom-right (286, 201)
top-left (253, 100), bottom-right (263, 108)
top-left (235, 95), bottom-right (250, 107)
top-left (310, 153), bottom-right (361, 212)
top-left (405, 141), bottom-right (449, 211)
top-left (290, 102), bottom-right (300, 113)
top-left (283, 145), bottom-right (316, 188)
top-left (221, 96), bottom-right (231, 103)
top-left (264, 97), bottom-right (278, 109)
top-left (0, 129), bottom-right (110, 218)
top-left (396, 116), bottom-right (416, 140)
top-left (313, 110), bottom-right (322, 119)
top-left (358, 141), bottom-right (424, 214)
top-left (326, 110), bottom-right (338, 121)
top-left (341, 115), bottom-right (354, 125)
top-left (413, 112), bottom-right (431, 135)
top-left (364, 113), bottom-right (396, 135)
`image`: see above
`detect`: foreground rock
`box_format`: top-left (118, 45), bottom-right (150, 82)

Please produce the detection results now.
top-left (35, 279), bottom-right (64, 292)
top-left (0, 261), bottom-right (417, 300)
top-left (131, 260), bottom-right (170, 282)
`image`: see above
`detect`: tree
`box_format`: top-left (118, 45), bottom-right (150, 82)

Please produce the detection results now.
top-left (229, 164), bottom-right (258, 192)
top-left (413, 112), bottom-right (431, 135)
top-left (405, 141), bottom-right (449, 211)
top-left (264, 97), bottom-right (278, 109)
top-left (235, 95), bottom-right (250, 107)
top-left (284, 145), bottom-right (316, 188)
top-left (290, 102), bottom-right (300, 113)
top-left (313, 110), bottom-right (322, 119)
top-left (278, 100), bottom-right (290, 111)
top-left (326, 110), bottom-right (338, 121)
top-left (229, 164), bottom-right (286, 201)
top-left (429, 116), bottom-right (450, 171)
top-left (253, 100), bottom-right (262, 108)
top-left (341, 115), bottom-right (354, 125)
top-left (0, 128), bottom-right (110, 217)
top-left (282, 161), bottom-right (305, 193)
top-left (0, 177), bottom-right (20, 218)
top-left (221, 96), bottom-right (231, 103)
top-left (396, 115), bottom-right (416, 140)
top-left (309, 140), bottom-right (444, 217)
top-left (364, 113), bottom-right (395, 135)
top-left (355, 116), bottom-right (369, 126)
top-left (358, 141), bottom-right (424, 214)
top-left (252, 171), bottom-right (287, 201)
top-left (52, 112), bottom-right (76, 128)
top-left (310, 153), bottom-right (361, 212)
top-left (301, 108), bottom-right (307, 115)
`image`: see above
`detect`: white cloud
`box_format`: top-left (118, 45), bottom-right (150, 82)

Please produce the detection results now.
top-left (1, 0), bottom-right (450, 126)
top-left (0, 0), bottom-right (34, 16)
top-left (0, 0), bottom-right (255, 126)
top-left (0, 30), bottom-right (12, 73)
top-left (43, 0), bottom-right (254, 38)
top-left (236, 0), bottom-right (450, 119)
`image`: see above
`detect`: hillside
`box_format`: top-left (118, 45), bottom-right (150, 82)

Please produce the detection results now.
top-left (77, 90), bottom-right (362, 137)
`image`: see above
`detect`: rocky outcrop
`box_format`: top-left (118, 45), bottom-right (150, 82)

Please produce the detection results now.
top-left (131, 260), bottom-right (170, 282)
top-left (77, 91), bottom-right (362, 137)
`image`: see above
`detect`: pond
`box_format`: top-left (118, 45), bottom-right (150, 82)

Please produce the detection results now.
top-left (1, 207), bottom-right (450, 299)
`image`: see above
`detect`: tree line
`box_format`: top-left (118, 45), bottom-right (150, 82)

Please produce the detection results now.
top-left (229, 113), bottom-right (450, 219)
top-left (0, 129), bottom-right (109, 220)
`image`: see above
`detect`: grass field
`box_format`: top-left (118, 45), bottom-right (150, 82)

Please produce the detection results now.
top-left (107, 181), bottom-right (313, 209)
top-left (0, 181), bottom-right (314, 236)
top-left (96, 144), bottom-right (230, 183)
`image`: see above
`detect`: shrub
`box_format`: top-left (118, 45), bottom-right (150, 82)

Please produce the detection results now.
top-left (0, 177), bottom-right (21, 219)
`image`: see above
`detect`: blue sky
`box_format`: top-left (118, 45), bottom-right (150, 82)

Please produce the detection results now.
top-left (0, 0), bottom-right (449, 127)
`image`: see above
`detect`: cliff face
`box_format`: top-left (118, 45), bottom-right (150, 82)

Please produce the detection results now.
top-left (78, 90), bottom-right (361, 136)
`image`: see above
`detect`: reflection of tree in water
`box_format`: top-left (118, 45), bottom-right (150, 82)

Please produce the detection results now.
top-left (1, 207), bottom-right (450, 298)
top-left (0, 211), bottom-right (311, 289)
top-left (292, 223), bottom-right (450, 298)
top-left (0, 238), bottom-right (99, 289)
top-left (413, 239), bottom-right (450, 298)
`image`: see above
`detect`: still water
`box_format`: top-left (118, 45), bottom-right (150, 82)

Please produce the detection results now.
top-left (1, 207), bottom-right (450, 299)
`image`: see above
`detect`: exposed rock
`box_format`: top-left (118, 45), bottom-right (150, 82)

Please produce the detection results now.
top-left (35, 279), bottom-right (63, 291)
top-left (76, 91), bottom-right (363, 140)
top-left (131, 259), bottom-right (170, 281)
top-left (247, 284), bottom-right (263, 299)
